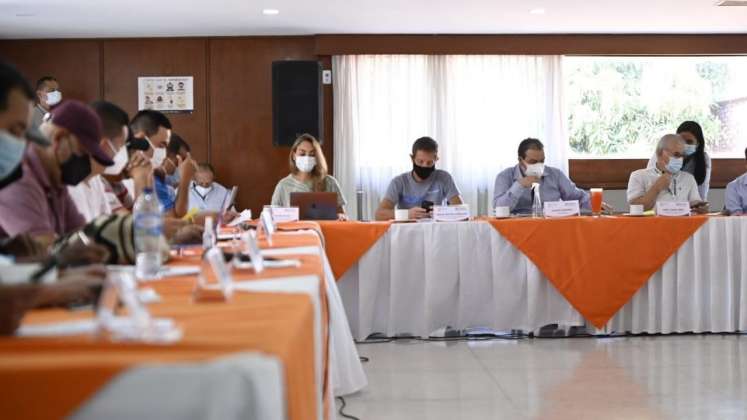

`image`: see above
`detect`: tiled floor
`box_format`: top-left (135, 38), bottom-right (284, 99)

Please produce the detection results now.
top-left (339, 335), bottom-right (747, 420)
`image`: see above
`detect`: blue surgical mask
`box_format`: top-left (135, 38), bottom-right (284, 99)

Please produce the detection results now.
top-left (165, 171), bottom-right (180, 187)
top-left (683, 144), bottom-right (697, 156)
top-left (666, 157), bottom-right (684, 174)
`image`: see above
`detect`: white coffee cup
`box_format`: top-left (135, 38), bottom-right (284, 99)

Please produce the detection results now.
top-left (630, 204), bottom-right (644, 216)
top-left (494, 206), bottom-right (510, 218)
top-left (395, 209), bottom-right (410, 221)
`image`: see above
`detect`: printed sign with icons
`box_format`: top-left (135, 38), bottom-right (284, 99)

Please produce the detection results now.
top-left (138, 76), bottom-right (194, 113)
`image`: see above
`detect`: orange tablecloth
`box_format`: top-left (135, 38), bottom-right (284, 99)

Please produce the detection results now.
top-left (316, 221), bottom-right (392, 279)
top-left (0, 231), bottom-right (329, 420)
top-left (487, 216), bottom-right (708, 328)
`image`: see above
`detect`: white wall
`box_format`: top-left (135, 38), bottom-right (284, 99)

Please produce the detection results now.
top-left (603, 189), bottom-right (725, 212)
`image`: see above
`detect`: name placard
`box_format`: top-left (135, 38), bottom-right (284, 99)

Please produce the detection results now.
top-left (204, 247), bottom-right (234, 299)
top-left (656, 201), bottom-right (691, 217)
top-left (241, 230), bottom-right (264, 274)
top-left (433, 205), bottom-right (470, 222)
top-left (543, 201), bottom-right (581, 218)
top-left (270, 207), bottom-right (299, 223)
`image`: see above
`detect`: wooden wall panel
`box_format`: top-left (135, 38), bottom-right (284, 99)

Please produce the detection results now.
top-left (569, 158), bottom-right (745, 190)
top-left (315, 34), bottom-right (747, 56)
top-left (102, 39), bottom-right (209, 162)
top-left (208, 37), bottom-right (330, 214)
top-left (0, 40), bottom-right (101, 103)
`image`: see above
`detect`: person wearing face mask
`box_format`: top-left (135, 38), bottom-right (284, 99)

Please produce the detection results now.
top-left (129, 110), bottom-right (195, 218)
top-left (29, 76), bottom-right (61, 129)
top-left (189, 163), bottom-right (230, 212)
top-left (271, 133), bottom-right (347, 219)
top-left (0, 100), bottom-right (114, 240)
top-left (724, 147), bottom-right (747, 216)
top-left (646, 121), bottom-right (711, 201)
top-left (493, 138), bottom-right (591, 215)
top-left (162, 133), bottom-right (191, 188)
top-left (628, 134), bottom-right (706, 213)
top-left (67, 101), bottom-right (133, 221)
top-left (375, 136), bottom-right (462, 221)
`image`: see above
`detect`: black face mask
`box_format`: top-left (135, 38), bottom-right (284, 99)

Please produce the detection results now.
top-left (412, 162), bottom-right (435, 180)
top-left (60, 153), bottom-right (91, 185)
top-left (0, 165), bottom-right (23, 190)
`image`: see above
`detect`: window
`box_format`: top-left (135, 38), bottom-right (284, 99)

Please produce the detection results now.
top-left (564, 56), bottom-right (747, 158)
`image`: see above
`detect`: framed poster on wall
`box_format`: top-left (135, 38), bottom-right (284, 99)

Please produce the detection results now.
top-left (137, 76), bottom-right (194, 113)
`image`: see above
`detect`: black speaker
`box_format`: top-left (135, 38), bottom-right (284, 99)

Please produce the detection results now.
top-left (272, 60), bottom-right (323, 146)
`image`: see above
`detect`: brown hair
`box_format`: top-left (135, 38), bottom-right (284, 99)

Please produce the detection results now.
top-left (289, 133), bottom-right (328, 191)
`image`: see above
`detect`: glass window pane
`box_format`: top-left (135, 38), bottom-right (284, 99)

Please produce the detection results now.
top-left (564, 56), bottom-right (747, 158)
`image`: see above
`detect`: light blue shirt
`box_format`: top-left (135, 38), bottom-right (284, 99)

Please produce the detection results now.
top-left (493, 164), bottom-right (590, 214)
top-left (725, 173), bottom-right (747, 215)
top-left (188, 182), bottom-right (230, 213)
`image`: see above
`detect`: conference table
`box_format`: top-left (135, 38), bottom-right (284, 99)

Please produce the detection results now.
top-left (319, 215), bottom-right (747, 340)
top-left (0, 224), bottom-right (367, 420)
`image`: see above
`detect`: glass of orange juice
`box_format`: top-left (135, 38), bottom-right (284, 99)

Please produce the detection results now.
top-left (590, 188), bottom-right (603, 216)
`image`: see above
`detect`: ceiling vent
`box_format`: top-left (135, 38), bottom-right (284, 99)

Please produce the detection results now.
top-left (715, 0), bottom-right (747, 5)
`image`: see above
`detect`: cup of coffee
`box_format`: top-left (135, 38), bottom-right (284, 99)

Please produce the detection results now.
top-left (630, 204), bottom-right (644, 216)
top-left (494, 206), bottom-right (510, 218)
top-left (395, 209), bottom-right (410, 221)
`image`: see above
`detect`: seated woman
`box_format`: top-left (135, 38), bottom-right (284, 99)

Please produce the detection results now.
top-left (271, 134), bottom-right (347, 220)
top-left (647, 121), bottom-right (711, 201)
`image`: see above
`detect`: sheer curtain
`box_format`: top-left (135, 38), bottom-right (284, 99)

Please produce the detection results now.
top-left (333, 54), bottom-right (567, 219)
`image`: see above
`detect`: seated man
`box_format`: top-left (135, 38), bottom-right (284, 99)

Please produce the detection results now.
top-left (0, 99), bottom-right (114, 242)
top-left (375, 136), bottom-right (462, 220)
top-left (725, 147), bottom-right (747, 216)
top-left (493, 138), bottom-right (590, 214)
top-left (163, 133), bottom-right (191, 188)
top-left (30, 76), bottom-right (62, 129)
top-left (627, 134), bottom-right (706, 212)
top-left (188, 163), bottom-right (230, 213)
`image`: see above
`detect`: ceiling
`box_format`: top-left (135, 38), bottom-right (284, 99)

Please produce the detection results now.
top-left (1, 0), bottom-right (746, 39)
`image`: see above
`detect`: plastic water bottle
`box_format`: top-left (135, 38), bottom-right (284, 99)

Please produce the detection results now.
top-left (203, 216), bottom-right (216, 250)
top-left (134, 187), bottom-right (163, 280)
top-left (532, 183), bottom-right (543, 218)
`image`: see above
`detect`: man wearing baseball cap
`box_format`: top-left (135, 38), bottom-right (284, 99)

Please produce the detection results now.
top-left (0, 100), bottom-right (113, 241)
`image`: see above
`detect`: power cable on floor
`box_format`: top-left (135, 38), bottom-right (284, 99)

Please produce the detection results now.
top-left (336, 396), bottom-right (361, 420)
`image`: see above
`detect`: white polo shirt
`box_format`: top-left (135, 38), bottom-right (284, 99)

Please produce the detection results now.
top-left (627, 166), bottom-right (701, 204)
top-left (67, 175), bottom-right (112, 222)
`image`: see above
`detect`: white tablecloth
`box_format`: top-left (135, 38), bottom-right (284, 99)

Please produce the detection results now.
top-left (73, 352), bottom-right (286, 420)
top-left (337, 218), bottom-right (747, 340)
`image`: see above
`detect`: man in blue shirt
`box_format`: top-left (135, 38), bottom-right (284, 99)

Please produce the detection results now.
top-left (493, 138), bottom-right (590, 214)
top-left (725, 147), bottom-right (747, 216)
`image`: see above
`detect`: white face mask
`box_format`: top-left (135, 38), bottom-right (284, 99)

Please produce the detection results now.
top-left (103, 141), bottom-right (128, 175)
top-left (295, 156), bottom-right (317, 173)
top-left (195, 185), bottom-right (212, 197)
top-left (524, 163), bottom-right (545, 178)
top-left (46, 91), bottom-right (62, 106)
top-left (148, 139), bottom-right (167, 167)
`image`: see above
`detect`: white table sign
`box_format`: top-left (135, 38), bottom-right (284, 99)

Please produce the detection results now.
top-left (240, 230), bottom-right (265, 274)
top-left (656, 201), bottom-right (691, 217)
top-left (270, 207), bottom-right (300, 223)
top-left (544, 201), bottom-right (581, 218)
top-left (205, 247), bottom-right (234, 299)
top-left (137, 76), bottom-right (194, 112)
top-left (433, 205), bottom-right (470, 222)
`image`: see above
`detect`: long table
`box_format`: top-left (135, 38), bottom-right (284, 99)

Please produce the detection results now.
top-left (326, 217), bottom-right (747, 339)
top-left (0, 225), bottom-right (367, 420)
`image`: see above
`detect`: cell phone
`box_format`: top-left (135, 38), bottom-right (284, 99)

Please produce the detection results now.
top-left (219, 251), bottom-right (279, 263)
top-left (421, 200), bottom-right (434, 212)
top-left (690, 201), bottom-right (709, 209)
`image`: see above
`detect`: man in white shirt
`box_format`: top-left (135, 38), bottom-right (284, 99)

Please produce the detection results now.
top-left (627, 134), bottom-right (708, 213)
top-left (188, 163), bottom-right (230, 213)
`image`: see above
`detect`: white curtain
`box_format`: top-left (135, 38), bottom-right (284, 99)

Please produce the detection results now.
top-left (333, 54), bottom-right (567, 220)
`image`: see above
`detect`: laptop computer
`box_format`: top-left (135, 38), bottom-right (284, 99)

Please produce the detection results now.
top-left (290, 192), bottom-right (338, 220)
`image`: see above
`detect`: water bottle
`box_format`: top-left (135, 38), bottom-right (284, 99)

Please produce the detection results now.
top-left (134, 187), bottom-right (163, 280)
top-left (532, 183), bottom-right (543, 218)
top-left (203, 216), bottom-right (216, 250)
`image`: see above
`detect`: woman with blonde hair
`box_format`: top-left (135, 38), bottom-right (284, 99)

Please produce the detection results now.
top-left (270, 134), bottom-right (347, 219)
